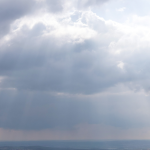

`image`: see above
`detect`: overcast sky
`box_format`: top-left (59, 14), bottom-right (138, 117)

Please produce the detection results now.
top-left (1, 0), bottom-right (150, 141)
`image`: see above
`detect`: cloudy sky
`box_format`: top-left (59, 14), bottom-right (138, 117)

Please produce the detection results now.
top-left (1, 0), bottom-right (150, 141)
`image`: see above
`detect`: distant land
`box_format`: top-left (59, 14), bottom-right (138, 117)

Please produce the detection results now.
top-left (0, 146), bottom-right (147, 150)
top-left (1, 141), bottom-right (150, 150)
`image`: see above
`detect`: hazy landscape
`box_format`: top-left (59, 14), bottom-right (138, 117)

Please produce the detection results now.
top-left (1, 141), bottom-right (150, 150)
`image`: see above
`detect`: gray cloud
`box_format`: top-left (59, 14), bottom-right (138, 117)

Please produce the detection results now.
top-left (0, 22), bottom-right (123, 94)
top-left (76, 0), bottom-right (110, 9)
top-left (44, 0), bottom-right (65, 13)
top-left (0, 10), bottom-right (147, 95)
top-left (0, 0), bottom-right (36, 37)
top-left (0, 88), bottom-right (149, 130)
top-left (42, 0), bottom-right (110, 13)
top-left (0, 91), bottom-right (93, 130)
top-left (0, 0), bottom-right (110, 37)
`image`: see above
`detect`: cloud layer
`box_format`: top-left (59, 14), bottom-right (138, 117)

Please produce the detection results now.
top-left (0, 0), bottom-right (150, 140)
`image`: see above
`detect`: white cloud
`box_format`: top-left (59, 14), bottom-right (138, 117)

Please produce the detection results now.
top-left (117, 7), bottom-right (126, 12)
top-left (117, 61), bottom-right (124, 69)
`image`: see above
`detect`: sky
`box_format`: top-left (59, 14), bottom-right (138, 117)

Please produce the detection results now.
top-left (1, 0), bottom-right (150, 141)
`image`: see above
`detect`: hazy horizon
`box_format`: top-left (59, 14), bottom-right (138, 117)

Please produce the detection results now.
top-left (1, 140), bottom-right (150, 148)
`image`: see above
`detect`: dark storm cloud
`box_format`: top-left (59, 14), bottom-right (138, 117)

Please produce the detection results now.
top-left (0, 0), bottom-right (36, 37)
